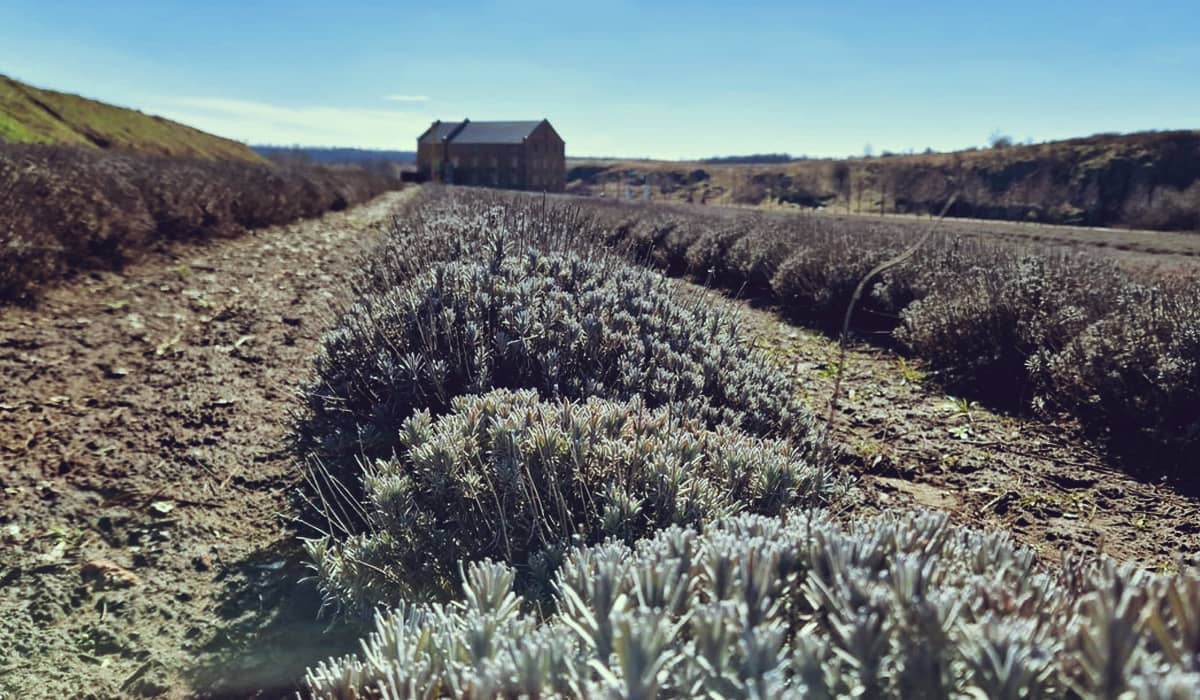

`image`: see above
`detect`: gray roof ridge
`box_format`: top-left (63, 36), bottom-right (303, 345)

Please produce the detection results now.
top-left (444, 118), bottom-right (470, 142)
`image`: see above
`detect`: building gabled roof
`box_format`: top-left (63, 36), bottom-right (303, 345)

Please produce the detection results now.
top-left (418, 120), bottom-right (465, 144)
top-left (452, 120), bottom-right (543, 144)
top-left (418, 119), bottom-right (547, 145)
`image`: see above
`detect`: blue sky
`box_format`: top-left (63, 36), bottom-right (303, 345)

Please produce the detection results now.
top-left (2, 1), bottom-right (1197, 159)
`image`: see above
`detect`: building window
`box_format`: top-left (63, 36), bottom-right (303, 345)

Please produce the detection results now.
top-left (451, 157), bottom-right (460, 167)
top-left (512, 156), bottom-right (519, 168)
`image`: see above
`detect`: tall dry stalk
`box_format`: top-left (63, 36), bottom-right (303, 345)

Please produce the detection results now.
top-left (824, 194), bottom-right (959, 430)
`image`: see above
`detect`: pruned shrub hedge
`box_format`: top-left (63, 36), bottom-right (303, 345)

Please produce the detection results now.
top-left (308, 388), bottom-right (846, 610)
top-left (297, 245), bottom-right (829, 499)
top-left (307, 510), bottom-right (1200, 698)
top-left (1030, 278), bottom-right (1200, 466)
top-left (771, 236), bottom-right (896, 332)
top-left (0, 143), bottom-right (399, 302)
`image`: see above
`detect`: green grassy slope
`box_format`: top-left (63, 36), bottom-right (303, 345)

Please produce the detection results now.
top-left (0, 74), bottom-right (261, 162)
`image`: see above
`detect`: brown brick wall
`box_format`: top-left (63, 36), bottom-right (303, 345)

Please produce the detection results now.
top-left (446, 143), bottom-right (525, 188)
top-left (417, 137), bottom-right (449, 181)
top-left (523, 122), bottom-right (565, 192)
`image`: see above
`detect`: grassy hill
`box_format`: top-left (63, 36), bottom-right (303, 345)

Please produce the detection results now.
top-left (0, 74), bottom-right (260, 161)
top-left (569, 130), bottom-right (1200, 231)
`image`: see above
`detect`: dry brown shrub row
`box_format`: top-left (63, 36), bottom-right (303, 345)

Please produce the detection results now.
top-left (0, 143), bottom-right (400, 302)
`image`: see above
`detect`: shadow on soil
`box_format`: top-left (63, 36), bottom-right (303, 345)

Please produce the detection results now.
top-left (185, 541), bottom-right (363, 699)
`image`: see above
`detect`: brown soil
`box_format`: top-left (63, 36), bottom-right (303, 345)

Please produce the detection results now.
top-left (0, 190), bottom-right (411, 698)
top-left (731, 297), bottom-right (1200, 569)
top-left (1, 187), bottom-right (1197, 698)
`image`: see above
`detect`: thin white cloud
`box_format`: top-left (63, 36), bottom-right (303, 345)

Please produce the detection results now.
top-left (383, 94), bottom-right (431, 102)
top-left (145, 96), bottom-right (430, 148)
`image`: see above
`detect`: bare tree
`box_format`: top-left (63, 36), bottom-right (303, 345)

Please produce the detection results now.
top-left (989, 130), bottom-right (1014, 149)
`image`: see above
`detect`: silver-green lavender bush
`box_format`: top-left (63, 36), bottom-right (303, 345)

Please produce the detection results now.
top-left (355, 190), bottom-right (1200, 474)
top-left (354, 188), bottom-right (608, 297)
top-left (307, 510), bottom-right (1200, 699)
top-left (471, 187), bottom-right (1200, 479)
top-left (297, 245), bottom-right (829, 501)
top-left (309, 388), bottom-right (848, 610)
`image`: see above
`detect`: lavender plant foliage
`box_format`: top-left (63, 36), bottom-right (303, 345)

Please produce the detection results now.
top-left (439, 189), bottom-right (1200, 480)
top-left (309, 388), bottom-right (847, 610)
top-left (308, 510), bottom-right (1200, 699)
top-left (297, 244), bottom-right (829, 499)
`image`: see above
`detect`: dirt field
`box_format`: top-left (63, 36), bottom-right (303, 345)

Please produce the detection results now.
top-left (0, 191), bottom-right (411, 698)
top-left (1, 188), bottom-right (1197, 698)
top-left (731, 296), bottom-right (1200, 569)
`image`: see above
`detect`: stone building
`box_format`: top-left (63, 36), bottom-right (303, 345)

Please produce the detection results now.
top-left (416, 119), bottom-right (566, 192)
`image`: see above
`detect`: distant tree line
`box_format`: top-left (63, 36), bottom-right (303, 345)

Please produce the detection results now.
top-left (252, 145), bottom-right (417, 165)
top-left (701, 153), bottom-right (799, 164)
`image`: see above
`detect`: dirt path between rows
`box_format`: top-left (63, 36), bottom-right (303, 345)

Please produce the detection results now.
top-left (729, 297), bottom-right (1200, 570)
top-left (0, 190), bottom-right (412, 698)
